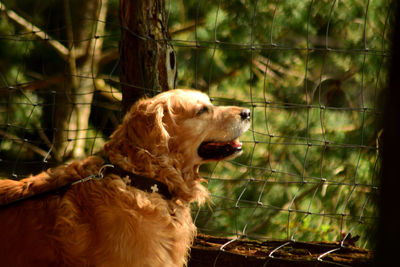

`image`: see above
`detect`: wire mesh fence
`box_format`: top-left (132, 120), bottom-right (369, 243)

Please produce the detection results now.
top-left (0, 0), bottom-right (392, 262)
top-left (168, 0), bottom-right (389, 251)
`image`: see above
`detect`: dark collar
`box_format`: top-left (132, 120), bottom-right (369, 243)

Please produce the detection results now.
top-left (103, 163), bottom-right (173, 200)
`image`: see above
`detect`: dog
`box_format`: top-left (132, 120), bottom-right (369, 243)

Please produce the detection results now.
top-left (0, 89), bottom-right (250, 266)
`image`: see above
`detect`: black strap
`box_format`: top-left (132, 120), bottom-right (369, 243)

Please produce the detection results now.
top-left (103, 165), bottom-right (172, 200)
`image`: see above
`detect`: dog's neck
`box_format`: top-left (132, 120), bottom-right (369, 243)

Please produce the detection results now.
top-left (104, 152), bottom-right (208, 204)
top-left (102, 163), bottom-right (173, 200)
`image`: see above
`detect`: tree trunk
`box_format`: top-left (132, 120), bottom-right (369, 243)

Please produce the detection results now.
top-left (119, 0), bottom-right (177, 110)
top-left (54, 0), bottom-right (108, 159)
top-left (72, 0), bottom-right (108, 159)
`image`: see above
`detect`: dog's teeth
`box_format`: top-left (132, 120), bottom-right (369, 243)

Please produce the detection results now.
top-left (229, 139), bottom-right (242, 148)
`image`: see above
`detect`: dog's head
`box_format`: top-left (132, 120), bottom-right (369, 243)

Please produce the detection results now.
top-left (106, 89), bottom-right (249, 163)
top-left (104, 89), bottom-right (250, 201)
top-left (161, 90), bottom-right (251, 165)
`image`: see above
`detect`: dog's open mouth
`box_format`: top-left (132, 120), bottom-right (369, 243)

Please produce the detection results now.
top-left (198, 138), bottom-right (243, 160)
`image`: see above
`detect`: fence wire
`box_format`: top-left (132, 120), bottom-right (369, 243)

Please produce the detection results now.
top-left (0, 0), bottom-right (392, 264)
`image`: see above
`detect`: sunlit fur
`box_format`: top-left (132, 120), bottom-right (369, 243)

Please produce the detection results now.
top-left (0, 89), bottom-right (250, 266)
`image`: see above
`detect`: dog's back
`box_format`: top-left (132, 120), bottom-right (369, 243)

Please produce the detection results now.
top-left (0, 175), bottom-right (64, 266)
top-left (0, 188), bottom-right (62, 265)
top-left (0, 157), bottom-right (103, 266)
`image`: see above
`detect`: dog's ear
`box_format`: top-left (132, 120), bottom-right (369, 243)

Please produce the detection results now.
top-left (126, 98), bottom-right (170, 150)
top-left (104, 98), bottom-right (170, 161)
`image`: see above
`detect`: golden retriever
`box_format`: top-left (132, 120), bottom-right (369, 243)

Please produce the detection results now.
top-left (0, 89), bottom-right (250, 267)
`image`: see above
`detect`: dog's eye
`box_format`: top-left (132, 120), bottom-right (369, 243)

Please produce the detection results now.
top-left (196, 105), bottom-right (210, 116)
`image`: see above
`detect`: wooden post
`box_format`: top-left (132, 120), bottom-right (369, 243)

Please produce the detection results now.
top-left (189, 234), bottom-right (373, 266)
top-left (119, 0), bottom-right (177, 110)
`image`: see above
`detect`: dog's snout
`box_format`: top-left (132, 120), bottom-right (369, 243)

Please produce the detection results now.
top-left (240, 109), bottom-right (251, 121)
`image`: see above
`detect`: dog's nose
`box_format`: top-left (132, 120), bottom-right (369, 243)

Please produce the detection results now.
top-left (240, 109), bottom-right (251, 120)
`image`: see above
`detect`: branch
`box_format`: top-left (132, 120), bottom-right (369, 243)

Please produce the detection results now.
top-left (170, 19), bottom-right (205, 36)
top-left (0, 1), bottom-right (69, 60)
top-left (0, 129), bottom-right (51, 159)
top-left (19, 74), bottom-right (64, 91)
top-left (94, 78), bottom-right (122, 102)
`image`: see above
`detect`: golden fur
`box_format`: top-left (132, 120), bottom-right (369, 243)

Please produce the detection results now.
top-left (0, 89), bottom-right (250, 266)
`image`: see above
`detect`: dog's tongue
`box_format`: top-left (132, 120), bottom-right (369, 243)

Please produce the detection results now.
top-left (205, 139), bottom-right (242, 149)
top-left (198, 138), bottom-right (243, 159)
